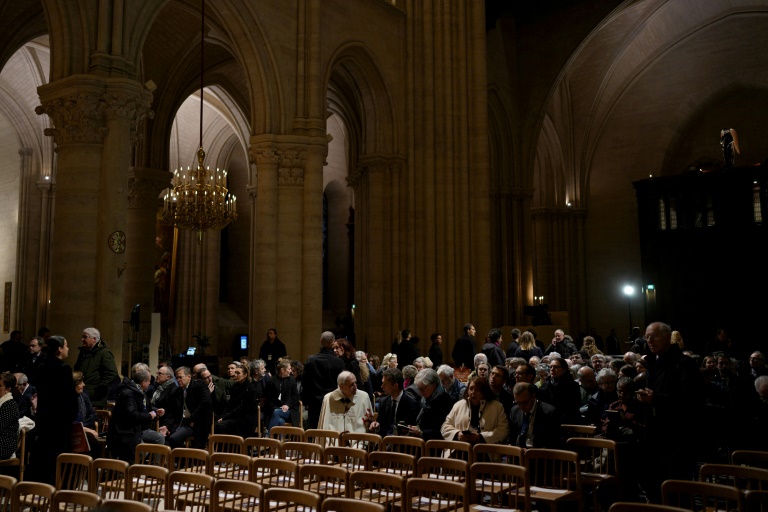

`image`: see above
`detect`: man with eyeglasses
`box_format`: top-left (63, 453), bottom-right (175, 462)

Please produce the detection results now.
top-left (508, 382), bottom-right (560, 449)
top-left (539, 356), bottom-right (581, 424)
top-left (152, 365), bottom-right (178, 436)
top-left (407, 368), bottom-right (455, 441)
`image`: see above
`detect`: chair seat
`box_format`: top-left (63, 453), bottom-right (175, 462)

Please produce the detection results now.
top-left (470, 506), bottom-right (525, 512)
top-left (354, 488), bottom-right (401, 504)
top-left (530, 485), bottom-right (579, 501)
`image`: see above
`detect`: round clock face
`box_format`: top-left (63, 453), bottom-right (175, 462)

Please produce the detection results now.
top-left (108, 231), bottom-right (126, 254)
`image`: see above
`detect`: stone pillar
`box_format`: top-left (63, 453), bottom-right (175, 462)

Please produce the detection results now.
top-left (36, 178), bottom-right (55, 331)
top-left (14, 148), bottom-right (34, 332)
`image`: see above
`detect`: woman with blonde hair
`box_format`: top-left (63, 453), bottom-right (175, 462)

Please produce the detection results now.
top-left (582, 336), bottom-right (603, 356)
top-left (671, 331), bottom-right (684, 350)
top-left (513, 331), bottom-right (543, 360)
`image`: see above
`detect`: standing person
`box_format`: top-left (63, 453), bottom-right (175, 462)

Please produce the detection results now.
top-left (428, 333), bottom-right (444, 367)
top-left (29, 336), bottom-right (78, 484)
top-left (22, 337), bottom-right (46, 385)
top-left (452, 323), bottom-right (477, 370)
top-left (74, 327), bottom-right (118, 408)
top-left (258, 328), bottom-right (286, 376)
top-left (395, 330), bottom-right (419, 370)
top-left (544, 329), bottom-right (578, 358)
top-left (167, 366), bottom-right (212, 450)
top-left (302, 331), bottom-right (345, 429)
top-left (0, 331), bottom-right (26, 372)
top-left (482, 329), bottom-right (506, 368)
top-left (514, 331), bottom-right (543, 361)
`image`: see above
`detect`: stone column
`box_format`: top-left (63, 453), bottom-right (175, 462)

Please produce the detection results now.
top-left (36, 178), bottom-right (55, 331)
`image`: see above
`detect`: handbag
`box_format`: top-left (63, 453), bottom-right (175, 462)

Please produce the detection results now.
top-left (71, 422), bottom-right (91, 453)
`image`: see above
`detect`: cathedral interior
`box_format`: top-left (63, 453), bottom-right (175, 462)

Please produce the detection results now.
top-left (1, 0), bottom-right (767, 369)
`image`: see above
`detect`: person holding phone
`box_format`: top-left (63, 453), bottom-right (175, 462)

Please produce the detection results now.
top-left (441, 376), bottom-right (508, 445)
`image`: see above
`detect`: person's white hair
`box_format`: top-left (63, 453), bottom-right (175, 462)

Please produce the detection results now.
top-left (337, 370), bottom-right (355, 386)
top-left (437, 364), bottom-right (454, 378)
top-left (473, 353), bottom-right (488, 366)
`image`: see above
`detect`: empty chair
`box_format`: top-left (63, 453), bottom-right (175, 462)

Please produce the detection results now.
top-left (282, 441), bottom-right (324, 465)
top-left (348, 470), bottom-right (404, 507)
top-left (416, 457), bottom-right (468, 483)
top-left (211, 479), bottom-right (262, 512)
top-left (55, 453), bottom-right (92, 491)
top-left (207, 434), bottom-right (244, 455)
top-left (383, 436), bottom-right (423, 460)
top-left (470, 462), bottom-right (529, 512)
top-left (94, 410), bottom-right (111, 457)
top-left (299, 465), bottom-right (348, 498)
top-left (263, 488), bottom-right (321, 512)
top-left (209, 453), bottom-right (251, 481)
top-left (404, 477), bottom-right (467, 512)
top-left (268, 426), bottom-right (304, 443)
top-left (609, 503), bottom-right (689, 512)
top-left (745, 490), bottom-right (768, 512)
top-left (566, 437), bottom-right (620, 512)
top-left (661, 479), bottom-right (743, 512)
top-left (13, 481), bottom-right (55, 512)
top-left (473, 444), bottom-right (523, 465)
top-left (0, 475), bottom-right (16, 512)
top-left (734, 451), bottom-right (768, 471)
top-left (166, 471), bottom-right (214, 512)
top-left (524, 448), bottom-right (582, 512)
top-left (250, 458), bottom-right (298, 490)
top-left (561, 424), bottom-right (597, 440)
top-left (171, 448), bottom-right (209, 474)
top-left (700, 463), bottom-right (768, 494)
top-left (424, 440), bottom-right (472, 465)
top-left (304, 429), bottom-right (342, 448)
top-left (52, 490), bottom-right (102, 512)
top-left (340, 432), bottom-right (382, 453)
top-left (126, 464), bottom-right (169, 512)
top-left (243, 437), bottom-right (281, 459)
top-left (135, 443), bottom-right (172, 469)
top-left (369, 452), bottom-right (416, 478)
top-left (321, 497), bottom-right (385, 512)
top-left (90, 458), bottom-right (129, 499)
top-left (325, 446), bottom-right (367, 472)
top-left (102, 499), bottom-right (152, 512)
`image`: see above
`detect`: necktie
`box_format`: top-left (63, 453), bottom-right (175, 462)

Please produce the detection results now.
top-left (393, 399), bottom-right (399, 420)
top-left (518, 412), bottom-right (530, 448)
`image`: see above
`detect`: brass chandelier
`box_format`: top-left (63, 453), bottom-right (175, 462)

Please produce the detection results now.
top-left (162, 0), bottom-right (236, 241)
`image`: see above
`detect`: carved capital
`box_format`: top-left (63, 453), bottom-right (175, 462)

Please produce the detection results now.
top-left (348, 155), bottom-right (404, 190)
top-left (102, 90), bottom-right (153, 123)
top-left (36, 92), bottom-right (108, 145)
top-left (249, 145), bottom-right (280, 166)
top-left (277, 148), bottom-right (307, 186)
top-left (127, 168), bottom-right (172, 210)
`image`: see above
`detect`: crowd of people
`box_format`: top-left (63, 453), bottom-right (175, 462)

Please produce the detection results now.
top-left (0, 322), bottom-right (764, 504)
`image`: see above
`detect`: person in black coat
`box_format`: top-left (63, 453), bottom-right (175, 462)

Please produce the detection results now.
top-left (509, 382), bottom-right (562, 448)
top-left (150, 365), bottom-right (178, 435)
top-left (370, 368), bottom-right (420, 436)
top-left (539, 356), bottom-right (582, 424)
top-left (266, 359), bottom-right (301, 433)
top-left (167, 366), bottom-right (212, 449)
top-left (409, 369), bottom-right (456, 441)
top-left (258, 328), bottom-right (287, 376)
top-left (428, 333), bottom-right (444, 368)
top-left (108, 369), bottom-right (160, 462)
top-left (16, 373), bottom-right (36, 418)
top-left (302, 331), bottom-right (346, 429)
top-left (452, 324), bottom-right (477, 369)
top-left (215, 364), bottom-right (259, 438)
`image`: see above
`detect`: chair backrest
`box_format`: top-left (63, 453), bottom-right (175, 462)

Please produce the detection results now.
top-left (382, 435), bottom-right (423, 459)
top-left (340, 432), bottom-right (382, 453)
top-left (299, 465), bottom-right (348, 498)
top-left (0, 474), bottom-right (15, 512)
top-left (52, 490), bottom-right (102, 512)
top-left (348, 470), bottom-right (404, 505)
top-left (566, 437), bottom-right (619, 476)
top-left (609, 503), bottom-right (690, 512)
top-left (269, 426), bottom-right (304, 443)
top-left (304, 429), bottom-right (342, 448)
top-left (135, 442), bottom-right (172, 468)
top-left (250, 458), bottom-right (298, 489)
top-left (12, 481), bottom-right (55, 512)
top-left (470, 462), bottom-right (530, 512)
top-left (243, 437), bottom-right (282, 458)
top-left (167, 471), bottom-right (215, 512)
top-left (95, 411), bottom-right (111, 435)
top-left (405, 477), bottom-right (468, 512)
top-left (90, 458), bottom-right (129, 499)
top-left (368, 451), bottom-right (416, 478)
top-left (126, 464), bottom-right (169, 512)
top-left (416, 457), bottom-right (469, 483)
top-left (700, 463), bottom-right (768, 492)
top-left (209, 452), bottom-right (251, 480)
top-left (735, 451), bottom-right (768, 471)
top-left (424, 440), bottom-right (472, 465)
top-left (523, 448), bottom-right (581, 491)
top-left (561, 424), bottom-right (597, 439)
top-left (263, 488), bottom-right (321, 512)
top-left (207, 434), bottom-right (244, 454)
top-left (102, 499), bottom-right (152, 512)
top-left (745, 490), bottom-right (768, 512)
top-left (472, 443), bottom-right (523, 465)
top-left (321, 497), bottom-right (385, 512)
top-left (171, 447), bottom-right (210, 474)
top-left (282, 441), bottom-right (324, 465)
top-left (55, 453), bottom-right (92, 491)
top-left (211, 479), bottom-right (262, 512)
top-left (661, 479), bottom-right (743, 512)
top-left (325, 446), bottom-right (367, 472)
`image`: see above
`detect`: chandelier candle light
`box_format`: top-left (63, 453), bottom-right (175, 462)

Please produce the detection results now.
top-left (161, 0), bottom-right (236, 242)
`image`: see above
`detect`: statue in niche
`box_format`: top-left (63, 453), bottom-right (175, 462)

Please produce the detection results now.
top-left (720, 128), bottom-right (740, 170)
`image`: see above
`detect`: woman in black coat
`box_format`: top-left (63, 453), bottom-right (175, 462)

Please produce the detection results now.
top-left (266, 359), bottom-right (300, 433)
top-left (215, 365), bottom-right (259, 438)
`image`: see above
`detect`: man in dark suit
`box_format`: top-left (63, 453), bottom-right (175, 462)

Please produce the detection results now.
top-left (150, 365), bottom-right (178, 435)
top-left (509, 382), bottom-right (561, 449)
top-left (15, 372), bottom-right (35, 418)
top-left (167, 366), bottom-right (212, 449)
top-left (370, 368), bottom-right (420, 436)
top-left (302, 331), bottom-right (346, 429)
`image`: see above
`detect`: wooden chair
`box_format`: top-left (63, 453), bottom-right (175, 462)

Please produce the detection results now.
top-left (524, 448), bottom-right (582, 512)
top-left (102, 499), bottom-right (152, 512)
top-left (424, 440), bottom-right (472, 465)
top-left (304, 429), bottom-right (342, 448)
top-left (269, 426), bottom-right (304, 443)
top-left (369, 452), bottom-right (416, 478)
top-left (0, 474), bottom-right (16, 512)
top-left (299, 465), bottom-right (348, 498)
top-left (55, 453), bottom-right (92, 491)
top-left (325, 446), bottom-right (368, 472)
top-left (95, 410), bottom-right (111, 457)
top-left (470, 462), bottom-right (529, 512)
top-left (383, 436), bottom-right (424, 460)
top-left (282, 441), bottom-right (324, 465)
top-left (734, 451), bottom-right (768, 470)
top-left (745, 490), bottom-right (768, 512)
top-left (415, 457), bottom-right (468, 483)
top-left (171, 447), bottom-right (209, 474)
top-left (12, 481), bottom-right (55, 512)
top-left (404, 477), bottom-right (468, 512)
top-left (348, 470), bottom-right (405, 507)
top-left (52, 490), bottom-right (102, 512)
top-left (166, 471), bottom-right (214, 512)
top-left (472, 443), bottom-right (523, 465)
top-left (209, 452), bottom-right (251, 480)
top-left (126, 464), bottom-right (169, 512)
top-left (263, 488), bottom-right (321, 512)
top-left (560, 424), bottom-right (597, 440)
top-left (135, 443), bottom-right (172, 469)
top-left (243, 437), bottom-right (281, 458)
top-left (340, 432), bottom-right (382, 453)
top-left (90, 458), bottom-right (129, 499)
top-left (609, 503), bottom-right (689, 512)
top-left (0, 429), bottom-right (26, 481)
top-left (700, 463), bottom-right (768, 495)
top-left (250, 458), bottom-right (298, 489)
top-left (322, 497), bottom-right (385, 512)
top-left (661, 479), bottom-right (743, 512)
top-left (211, 478), bottom-right (262, 512)
top-left (566, 437), bottom-right (620, 512)
top-left (207, 434), bottom-right (244, 455)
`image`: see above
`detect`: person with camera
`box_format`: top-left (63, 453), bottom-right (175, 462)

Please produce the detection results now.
top-left (368, 367), bottom-right (419, 436)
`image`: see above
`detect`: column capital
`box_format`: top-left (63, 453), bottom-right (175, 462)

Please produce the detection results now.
top-left (278, 147), bottom-right (307, 186)
top-left (127, 167), bottom-right (172, 210)
top-left (348, 154), bottom-right (405, 190)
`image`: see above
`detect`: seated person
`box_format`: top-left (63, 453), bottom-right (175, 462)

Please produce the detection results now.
top-left (265, 359), bottom-right (300, 434)
top-left (215, 363), bottom-right (259, 437)
top-left (318, 371), bottom-right (373, 433)
top-left (406, 369), bottom-right (455, 441)
top-left (73, 371), bottom-right (98, 456)
top-left (438, 365), bottom-right (466, 401)
top-left (442, 376), bottom-right (508, 446)
top-left (368, 368), bottom-right (419, 436)
top-left (508, 382), bottom-right (561, 449)
top-left (0, 372), bottom-right (19, 461)
top-left (108, 369), bottom-right (163, 462)
top-left (584, 368), bottom-right (618, 426)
